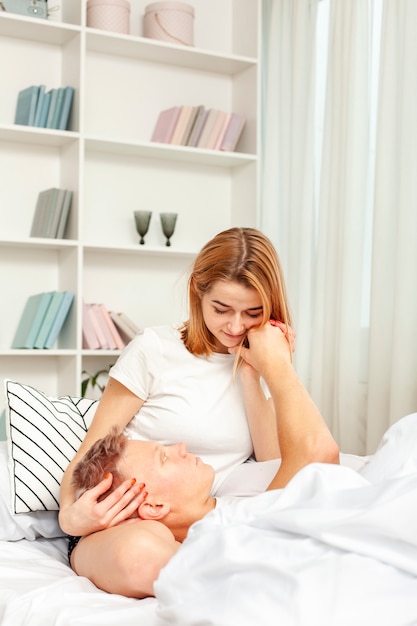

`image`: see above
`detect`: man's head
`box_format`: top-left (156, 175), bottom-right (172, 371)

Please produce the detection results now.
top-left (72, 428), bottom-right (216, 540)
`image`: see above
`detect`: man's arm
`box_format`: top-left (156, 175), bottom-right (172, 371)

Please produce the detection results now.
top-left (234, 323), bottom-right (339, 490)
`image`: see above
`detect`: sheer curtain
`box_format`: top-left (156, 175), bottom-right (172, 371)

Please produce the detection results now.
top-left (261, 0), bottom-right (417, 454)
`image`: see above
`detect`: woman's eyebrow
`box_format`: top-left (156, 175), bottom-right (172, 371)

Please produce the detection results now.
top-left (212, 299), bottom-right (263, 312)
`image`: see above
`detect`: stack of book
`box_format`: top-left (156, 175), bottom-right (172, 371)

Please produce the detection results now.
top-left (82, 303), bottom-right (140, 350)
top-left (151, 105), bottom-right (246, 152)
top-left (30, 187), bottom-right (73, 239)
top-left (12, 291), bottom-right (75, 350)
top-left (14, 84), bottom-right (75, 131)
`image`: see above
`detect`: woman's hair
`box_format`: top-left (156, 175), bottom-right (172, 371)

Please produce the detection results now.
top-left (181, 227), bottom-right (292, 355)
top-left (71, 427), bottom-right (128, 500)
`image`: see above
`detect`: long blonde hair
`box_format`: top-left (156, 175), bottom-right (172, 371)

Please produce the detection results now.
top-left (180, 227), bottom-right (292, 355)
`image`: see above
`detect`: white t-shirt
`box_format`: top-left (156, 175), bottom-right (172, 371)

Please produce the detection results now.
top-left (109, 325), bottom-right (254, 494)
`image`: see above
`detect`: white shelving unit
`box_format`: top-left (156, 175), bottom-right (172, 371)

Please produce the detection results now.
top-left (0, 0), bottom-right (261, 409)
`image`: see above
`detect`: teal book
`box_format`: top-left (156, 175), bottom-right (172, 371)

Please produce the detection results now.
top-left (33, 85), bottom-right (46, 127)
top-left (14, 85), bottom-right (40, 126)
top-left (57, 86), bottom-right (75, 131)
top-left (30, 188), bottom-right (60, 238)
top-left (47, 188), bottom-right (67, 238)
top-left (11, 292), bottom-right (54, 349)
top-left (45, 88), bottom-right (59, 129)
top-left (56, 190), bottom-right (73, 239)
top-left (38, 90), bottom-right (51, 128)
top-left (50, 87), bottom-right (65, 130)
top-left (33, 291), bottom-right (65, 349)
top-left (44, 291), bottom-right (74, 349)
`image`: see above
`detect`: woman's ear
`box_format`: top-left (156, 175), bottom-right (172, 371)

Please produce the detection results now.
top-left (138, 499), bottom-right (170, 521)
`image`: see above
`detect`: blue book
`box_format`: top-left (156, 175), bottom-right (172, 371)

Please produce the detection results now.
top-left (57, 86), bottom-right (75, 131)
top-left (33, 291), bottom-right (65, 348)
top-left (11, 292), bottom-right (54, 349)
top-left (56, 190), bottom-right (73, 238)
top-left (38, 90), bottom-right (51, 128)
top-left (44, 291), bottom-right (74, 349)
top-left (45, 88), bottom-right (59, 129)
top-left (14, 85), bottom-right (40, 126)
top-left (50, 87), bottom-right (65, 130)
top-left (33, 85), bottom-right (46, 127)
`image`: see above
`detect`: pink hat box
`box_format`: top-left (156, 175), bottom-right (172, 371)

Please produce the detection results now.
top-left (143, 2), bottom-right (194, 47)
top-left (87, 0), bottom-right (131, 34)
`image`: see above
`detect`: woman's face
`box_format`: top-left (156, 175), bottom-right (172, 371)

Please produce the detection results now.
top-left (201, 280), bottom-right (263, 353)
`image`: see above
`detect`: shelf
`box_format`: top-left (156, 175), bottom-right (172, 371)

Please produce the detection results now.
top-left (85, 137), bottom-right (257, 167)
top-left (0, 238), bottom-right (78, 250)
top-left (84, 243), bottom-right (197, 258)
top-left (0, 123), bottom-right (79, 147)
top-left (0, 12), bottom-right (79, 44)
top-left (0, 349), bottom-right (77, 356)
top-left (85, 29), bottom-right (257, 75)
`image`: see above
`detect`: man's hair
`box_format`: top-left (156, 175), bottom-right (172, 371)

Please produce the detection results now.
top-left (72, 427), bottom-right (128, 500)
top-left (180, 227), bottom-right (292, 355)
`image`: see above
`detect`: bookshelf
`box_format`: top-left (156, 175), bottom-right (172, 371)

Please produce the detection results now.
top-left (0, 0), bottom-right (261, 411)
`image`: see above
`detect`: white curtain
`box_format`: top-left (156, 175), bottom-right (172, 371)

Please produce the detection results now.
top-left (366, 0), bottom-right (417, 452)
top-left (261, 0), bottom-right (417, 455)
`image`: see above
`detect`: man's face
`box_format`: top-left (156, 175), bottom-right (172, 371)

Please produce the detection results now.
top-left (122, 440), bottom-right (215, 511)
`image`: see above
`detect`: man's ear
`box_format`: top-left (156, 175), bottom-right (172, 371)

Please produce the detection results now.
top-left (138, 499), bottom-right (170, 521)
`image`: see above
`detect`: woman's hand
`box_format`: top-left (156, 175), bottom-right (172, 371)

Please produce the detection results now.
top-left (59, 474), bottom-right (147, 537)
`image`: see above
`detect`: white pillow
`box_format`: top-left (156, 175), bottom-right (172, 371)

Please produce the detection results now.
top-left (0, 440), bottom-right (64, 540)
top-left (4, 379), bottom-right (98, 514)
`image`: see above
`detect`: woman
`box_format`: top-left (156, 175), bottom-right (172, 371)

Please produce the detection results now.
top-left (59, 227), bottom-right (293, 597)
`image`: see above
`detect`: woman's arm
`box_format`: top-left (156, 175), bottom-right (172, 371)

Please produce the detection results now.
top-left (239, 363), bottom-right (280, 461)
top-left (59, 378), bottom-right (146, 536)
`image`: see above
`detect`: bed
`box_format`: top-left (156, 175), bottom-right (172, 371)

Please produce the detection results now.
top-left (1, 379), bottom-right (417, 626)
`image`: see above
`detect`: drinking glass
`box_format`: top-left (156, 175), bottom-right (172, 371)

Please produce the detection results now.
top-left (159, 212), bottom-right (178, 247)
top-left (134, 210), bottom-right (152, 245)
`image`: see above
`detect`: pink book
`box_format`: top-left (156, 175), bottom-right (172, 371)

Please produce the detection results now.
top-left (109, 311), bottom-right (140, 343)
top-left (170, 106), bottom-right (194, 145)
top-left (87, 304), bottom-right (111, 349)
top-left (99, 304), bottom-right (125, 350)
top-left (205, 110), bottom-right (228, 150)
top-left (219, 113), bottom-right (246, 152)
top-left (82, 302), bottom-right (101, 349)
top-left (151, 106), bottom-right (181, 143)
top-left (187, 107), bottom-right (208, 146)
top-left (214, 112), bottom-right (232, 150)
top-left (197, 109), bottom-right (221, 149)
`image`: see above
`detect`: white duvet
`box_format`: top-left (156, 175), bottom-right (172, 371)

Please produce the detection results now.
top-left (1, 413), bottom-right (417, 626)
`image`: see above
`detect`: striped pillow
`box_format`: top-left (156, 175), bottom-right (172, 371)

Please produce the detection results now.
top-left (4, 380), bottom-right (98, 513)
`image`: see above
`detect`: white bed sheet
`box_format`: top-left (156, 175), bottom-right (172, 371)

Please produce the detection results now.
top-left (1, 413), bottom-right (417, 626)
top-left (0, 537), bottom-right (158, 625)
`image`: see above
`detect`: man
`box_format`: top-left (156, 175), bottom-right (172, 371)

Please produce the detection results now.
top-left (70, 322), bottom-right (339, 595)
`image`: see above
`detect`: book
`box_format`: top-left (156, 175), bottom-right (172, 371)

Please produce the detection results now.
top-left (50, 87), bottom-right (66, 130)
top-left (11, 292), bottom-right (54, 349)
top-left (179, 105), bottom-right (202, 146)
top-left (87, 304), bottom-right (111, 349)
top-left (219, 113), bottom-right (246, 152)
top-left (205, 110), bottom-right (229, 150)
top-left (98, 304), bottom-right (125, 350)
top-left (44, 291), bottom-right (74, 349)
top-left (196, 109), bottom-right (221, 149)
top-left (82, 302), bottom-right (101, 349)
top-left (214, 112), bottom-right (232, 150)
top-left (151, 106), bottom-right (181, 143)
top-left (186, 107), bottom-right (208, 147)
top-left (30, 189), bottom-right (54, 237)
top-left (170, 105), bottom-right (195, 145)
top-left (57, 86), bottom-right (75, 131)
top-left (55, 190), bottom-right (73, 239)
top-left (33, 85), bottom-right (46, 127)
top-left (33, 291), bottom-right (67, 349)
top-left (45, 88), bottom-right (59, 129)
top-left (109, 311), bottom-right (140, 343)
top-left (47, 188), bottom-right (67, 238)
top-left (14, 85), bottom-right (40, 126)
top-left (38, 90), bottom-right (51, 128)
